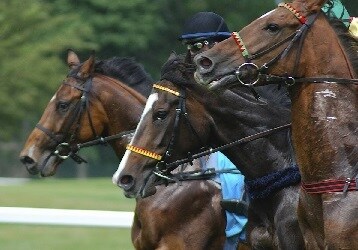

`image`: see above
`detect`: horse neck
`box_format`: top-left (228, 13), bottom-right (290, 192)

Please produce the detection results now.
top-left (194, 87), bottom-right (295, 179)
top-left (92, 75), bottom-right (146, 157)
top-left (288, 17), bottom-right (358, 182)
top-left (298, 17), bottom-right (356, 78)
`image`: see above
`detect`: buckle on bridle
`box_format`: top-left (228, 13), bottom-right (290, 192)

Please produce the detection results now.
top-left (235, 63), bottom-right (260, 86)
top-left (285, 76), bottom-right (296, 86)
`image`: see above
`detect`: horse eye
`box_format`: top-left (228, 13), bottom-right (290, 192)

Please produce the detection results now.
top-left (154, 110), bottom-right (168, 121)
top-left (57, 101), bottom-right (70, 112)
top-left (265, 23), bottom-right (280, 33)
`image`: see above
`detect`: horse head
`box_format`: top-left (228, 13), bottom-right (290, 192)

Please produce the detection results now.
top-left (193, 0), bottom-right (356, 90)
top-left (19, 50), bottom-right (106, 176)
top-left (19, 49), bottom-right (151, 177)
top-left (112, 53), bottom-right (213, 198)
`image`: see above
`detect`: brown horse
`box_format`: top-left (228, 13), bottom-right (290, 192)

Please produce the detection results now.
top-left (113, 53), bottom-right (304, 249)
top-left (19, 50), bottom-right (150, 177)
top-left (19, 51), bottom-right (230, 250)
top-left (193, 0), bottom-right (358, 248)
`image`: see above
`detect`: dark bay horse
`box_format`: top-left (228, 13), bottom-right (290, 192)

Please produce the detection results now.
top-left (19, 50), bottom-right (151, 177)
top-left (193, 0), bottom-right (358, 248)
top-left (113, 53), bottom-right (304, 249)
top-left (19, 51), bottom-right (228, 250)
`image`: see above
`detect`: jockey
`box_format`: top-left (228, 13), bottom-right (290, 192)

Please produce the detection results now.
top-left (179, 11), bottom-right (248, 250)
top-left (178, 11), bottom-right (231, 57)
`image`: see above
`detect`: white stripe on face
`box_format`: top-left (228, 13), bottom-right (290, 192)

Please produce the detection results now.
top-left (259, 10), bottom-right (275, 19)
top-left (50, 94), bottom-right (57, 103)
top-left (28, 145), bottom-right (36, 158)
top-left (112, 93), bottom-right (158, 185)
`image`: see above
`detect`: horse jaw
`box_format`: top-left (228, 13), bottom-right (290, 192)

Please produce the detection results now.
top-left (20, 145), bottom-right (61, 177)
top-left (194, 71), bottom-right (238, 90)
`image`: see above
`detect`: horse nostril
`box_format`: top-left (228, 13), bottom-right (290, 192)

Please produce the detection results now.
top-left (119, 175), bottom-right (134, 191)
top-left (199, 57), bottom-right (213, 69)
top-left (20, 156), bottom-right (35, 165)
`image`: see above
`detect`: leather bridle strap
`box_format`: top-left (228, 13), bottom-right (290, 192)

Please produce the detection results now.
top-left (166, 123), bottom-right (292, 169)
top-left (35, 123), bottom-right (63, 144)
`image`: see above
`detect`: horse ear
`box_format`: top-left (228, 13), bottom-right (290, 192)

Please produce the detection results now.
top-left (168, 51), bottom-right (177, 61)
top-left (67, 49), bottom-right (80, 69)
top-left (302, 0), bottom-right (327, 12)
top-left (77, 51), bottom-right (95, 79)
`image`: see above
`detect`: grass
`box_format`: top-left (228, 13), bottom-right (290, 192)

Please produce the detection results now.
top-left (0, 178), bottom-right (136, 250)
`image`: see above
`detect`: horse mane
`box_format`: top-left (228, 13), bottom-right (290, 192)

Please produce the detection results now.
top-left (161, 52), bottom-right (291, 109)
top-left (324, 1), bottom-right (358, 76)
top-left (94, 57), bottom-right (154, 97)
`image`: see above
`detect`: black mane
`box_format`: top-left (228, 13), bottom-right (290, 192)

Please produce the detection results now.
top-left (95, 57), bottom-right (154, 97)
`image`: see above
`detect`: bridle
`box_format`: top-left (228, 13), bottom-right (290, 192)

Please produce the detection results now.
top-left (126, 84), bottom-right (203, 175)
top-left (35, 76), bottom-right (134, 164)
top-left (232, 3), bottom-right (358, 87)
top-left (232, 2), bottom-right (358, 194)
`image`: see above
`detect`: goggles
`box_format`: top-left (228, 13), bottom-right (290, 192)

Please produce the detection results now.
top-left (186, 40), bottom-right (214, 53)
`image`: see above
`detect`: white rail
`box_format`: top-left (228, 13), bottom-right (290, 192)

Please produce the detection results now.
top-left (0, 207), bottom-right (134, 228)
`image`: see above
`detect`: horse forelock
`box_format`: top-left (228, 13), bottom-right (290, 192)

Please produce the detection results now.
top-left (160, 53), bottom-right (196, 87)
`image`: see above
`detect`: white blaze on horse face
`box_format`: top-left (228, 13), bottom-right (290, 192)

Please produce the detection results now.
top-left (27, 145), bottom-right (36, 159)
top-left (49, 94), bottom-right (57, 103)
top-left (259, 10), bottom-right (275, 19)
top-left (112, 93), bottom-right (158, 185)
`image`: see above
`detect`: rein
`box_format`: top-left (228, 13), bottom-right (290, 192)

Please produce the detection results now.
top-left (232, 3), bottom-right (358, 87)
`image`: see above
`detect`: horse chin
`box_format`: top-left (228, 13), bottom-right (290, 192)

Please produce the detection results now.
top-left (194, 71), bottom-right (237, 91)
top-left (207, 75), bottom-right (237, 90)
top-left (139, 172), bottom-right (158, 198)
top-left (38, 152), bottom-right (61, 177)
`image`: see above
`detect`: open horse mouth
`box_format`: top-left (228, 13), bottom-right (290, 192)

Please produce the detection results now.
top-left (194, 72), bottom-right (237, 90)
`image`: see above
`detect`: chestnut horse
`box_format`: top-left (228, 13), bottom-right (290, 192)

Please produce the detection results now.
top-left (19, 51), bottom-right (229, 250)
top-left (113, 53), bottom-right (304, 249)
top-left (193, 0), bottom-right (358, 248)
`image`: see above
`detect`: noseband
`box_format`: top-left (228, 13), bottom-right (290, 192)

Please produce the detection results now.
top-left (232, 2), bottom-right (358, 87)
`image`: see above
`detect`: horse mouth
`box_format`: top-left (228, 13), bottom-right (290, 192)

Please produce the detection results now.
top-left (194, 72), bottom-right (237, 90)
top-left (122, 169), bottom-right (158, 199)
top-left (39, 155), bottom-right (61, 177)
top-left (31, 151), bottom-right (61, 177)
